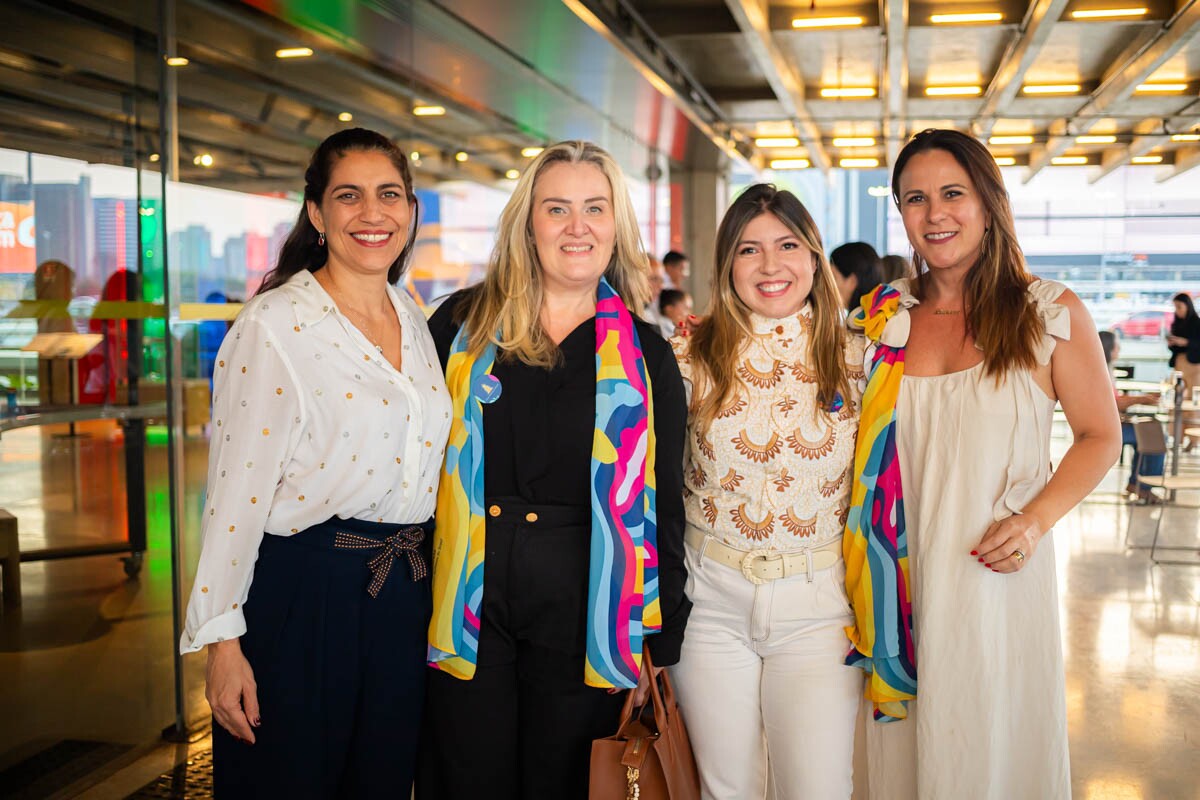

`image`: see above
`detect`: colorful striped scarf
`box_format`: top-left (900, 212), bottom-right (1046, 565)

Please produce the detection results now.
top-left (428, 277), bottom-right (660, 689)
top-left (843, 283), bottom-right (917, 722)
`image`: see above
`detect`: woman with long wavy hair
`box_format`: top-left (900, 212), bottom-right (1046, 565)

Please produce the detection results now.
top-left (843, 129), bottom-right (1119, 799)
top-left (180, 128), bottom-right (450, 797)
top-left (418, 140), bottom-right (690, 799)
top-left (671, 183), bottom-right (865, 798)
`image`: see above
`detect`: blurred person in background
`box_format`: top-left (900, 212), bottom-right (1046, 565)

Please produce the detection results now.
top-left (830, 241), bottom-right (883, 313)
top-left (880, 253), bottom-right (913, 284)
top-left (663, 248), bottom-right (690, 290)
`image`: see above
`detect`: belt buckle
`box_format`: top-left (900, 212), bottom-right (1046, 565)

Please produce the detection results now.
top-left (740, 549), bottom-right (777, 585)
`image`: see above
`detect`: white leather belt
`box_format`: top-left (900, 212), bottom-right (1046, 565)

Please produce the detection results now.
top-left (685, 525), bottom-right (841, 585)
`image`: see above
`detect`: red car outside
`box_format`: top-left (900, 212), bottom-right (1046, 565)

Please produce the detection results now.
top-left (1110, 310), bottom-right (1173, 339)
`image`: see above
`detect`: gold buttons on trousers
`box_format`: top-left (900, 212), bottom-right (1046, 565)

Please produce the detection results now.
top-left (488, 505), bottom-right (501, 517)
top-left (525, 512), bottom-right (539, 523)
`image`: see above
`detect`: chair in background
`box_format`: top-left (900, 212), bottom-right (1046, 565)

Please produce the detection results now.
top-left (1131, 419), bottom-right (1200, 565)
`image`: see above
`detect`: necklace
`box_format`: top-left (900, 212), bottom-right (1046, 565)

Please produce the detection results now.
top-left (932, 308), bottom-right (962, 315)
top-left (322, 275), bottom-right (388, 353)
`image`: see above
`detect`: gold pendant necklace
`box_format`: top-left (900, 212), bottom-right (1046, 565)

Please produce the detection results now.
top-left (933, 308), bottom-right (962, 315)
top-left (323, 276), bottom-right (387, 353)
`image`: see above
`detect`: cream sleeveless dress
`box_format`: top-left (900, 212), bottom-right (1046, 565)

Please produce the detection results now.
top-left (862, 279), bottom-right (1072, 800)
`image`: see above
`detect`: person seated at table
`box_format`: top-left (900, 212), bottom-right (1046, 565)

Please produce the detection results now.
top-left (1100, 331), bottom-right (1163, 502)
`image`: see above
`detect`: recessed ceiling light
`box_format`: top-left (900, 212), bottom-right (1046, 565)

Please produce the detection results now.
top-left (148, 153), bottom-right (160, 162)
top-left (454, 151), bottom-right (469, 162)
top-left (1021, 84), bottom-right (1082, 95)
top-left (989, 135), bottom-right (1034, 145)
top-left (338, 112), bottom-right (353, 122)
top-left (791, 16), bottom-right (865, 28)
top-left (930, 12), bottom-right (1003, 23)
top-left (521, 147), bottom-right (545, 158)
top-left (1131, 155), bottom-right (1163, 164)
top-left (1070, 7), bottom-right (1148, 19)
top-left (755, 137), bottom-right (801, 148)
top-left (925, 86), bottom-right (983, 96)
top-left (275, 47), bottom-right (314, 59)
top-left (820, 87), bottom-right (877, 98)
top-left (1051, 156), bottom-right (1089, 165)
top-left (165, 56), bottom-right (189, 67)
top-left (993, 156), bottom-right (1017, 166)
top-left (840, 157), bottom-right (880, 168)
top-left (833, 137), bottom-right (876, 147)
top-left (193, 153), bottom-right (214, 167)
top-left (505, 169), bottom-right (520, 180)
top-left (410, 151), bottom-right (421, 161)
top-left (413, 105), bottom-right (446, 116)
top-left (1076, 135), bottom-right (1117, 144)
top-left (769, 158), bottom-right (811, 169)
top-left (1171, 133), bottom-right (1200, 141)
top-left (1135, 83), bottom-right (1188, 93)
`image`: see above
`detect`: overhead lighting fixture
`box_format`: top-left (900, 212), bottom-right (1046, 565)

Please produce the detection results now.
top-left (275, 47), bottom-right (314, 59)
top-left (505, 169), bottom-right (520, 180)
top-left (1171, 133), bottom-right (1200, 141)
top-left (1135, 83), bottom-right (1188, 93)
top-left (755, 137), bottom-right (801, 148)
top-left (410, 151), bottom-right (421, 162)
top-left (840, 157), bottom-right (880, 168)
top-left (148, 153), bottom-right (160, 163)
top-left (769, 158), bottom-right (811, 169)
top-left (1070, 7), bottom-right (1148, 19)
top-left (338, 112), bottom-right (353, 122)
top-left (1051, 155), bottom-right (1089, 165)
top-left (413, 105), bottom-right (446, 116)
top-left (1076, 135), bottom-right (1117, 144)
top-left (993, 156), bottom-right (1017, 166)
top-left (165, 56), bottom-right (189, 67)
top-left (925, 85), bottom-right (983, 96)
top-left (989, 135), bottom-right (1034, 145)
top-left (791, 16), bottom-right (865, 28)
top-left (930, 12), bottom-right (1003, 23)
top-left (193, 153), bottom-right (214, 167)
top-left (521, 146), bottom-right (545, 158)
top-left (867, 185), bottom-right (891, 197)
top-left (833, 137), bottom-right (876, 147)
top-left (1131, 155), bottom-right (1163, 164)
top-left (1022, 84), bottom-right (1081, 95)
top-left (820, 87), bottom-right (877, 98)
top-left (454, 151), bottom-right (469, 162)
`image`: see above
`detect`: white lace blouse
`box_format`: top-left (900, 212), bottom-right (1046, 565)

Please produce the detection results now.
top-left (180, 271), bottom-right (451, 653)
top-left (673, 306), bottom-right (865, 551)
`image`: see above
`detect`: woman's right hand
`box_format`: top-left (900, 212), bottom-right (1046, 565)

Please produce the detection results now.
top-left (206, 638), bottom-right (260, 744)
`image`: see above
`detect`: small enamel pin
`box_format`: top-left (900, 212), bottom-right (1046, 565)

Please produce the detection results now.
top-left (472, 373), bottom-right (502, 404)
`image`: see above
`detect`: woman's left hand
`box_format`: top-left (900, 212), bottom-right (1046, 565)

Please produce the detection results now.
top-left (630, 663), bottom-right (665, 707)
top-left (972, 513), bottom-right (1044, 574)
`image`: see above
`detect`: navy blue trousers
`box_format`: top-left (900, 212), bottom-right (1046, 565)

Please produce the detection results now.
top-left (213, 516), bottom-right (432, 799)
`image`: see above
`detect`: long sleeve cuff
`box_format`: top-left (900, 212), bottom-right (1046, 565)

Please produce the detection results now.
top-left (180, 609), bottom-right (247, 654)
top-left (646, 595), bottom-right (692, 667)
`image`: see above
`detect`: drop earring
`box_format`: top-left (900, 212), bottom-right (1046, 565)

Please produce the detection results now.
top-left (317, 231), bottom-right (326, 246)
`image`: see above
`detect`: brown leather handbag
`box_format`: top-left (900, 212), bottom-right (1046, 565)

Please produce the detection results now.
top-left (589, 650), bottom-right (701, 800)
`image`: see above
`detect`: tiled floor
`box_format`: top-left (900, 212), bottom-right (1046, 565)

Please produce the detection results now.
top-left (0, 420), bottom-right (1198, 798)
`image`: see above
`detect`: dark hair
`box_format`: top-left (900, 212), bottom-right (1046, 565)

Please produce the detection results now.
top-left (829, 241), bottom-right (883, 311)
top-left (880, 253), bottom-right (912, 283)
top-left (1098, 330), bottom-right (1117, 364)
top-left (1173, 292), bottom-right (1198, 320)
top-left (893, 128), bottom-right (1040, 377)
top-left (659, 288), bottom-right (687, 314)
top-left (256, 128), bottom-right (419, 295)
top-left (662, 250), bottom-right (688, 267)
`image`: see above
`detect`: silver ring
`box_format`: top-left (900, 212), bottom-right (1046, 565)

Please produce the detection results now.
top-left (1013, 549), bottom-right (1025, 564)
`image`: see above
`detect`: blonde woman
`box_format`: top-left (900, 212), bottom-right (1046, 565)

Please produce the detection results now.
top-left (671, 184), bottom-right (865, 798)
top-left (418, 141), bottom-right (690, 799)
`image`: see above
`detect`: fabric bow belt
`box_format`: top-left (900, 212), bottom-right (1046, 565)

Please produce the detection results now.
top-left (333, 526), bottom-right (428, 597)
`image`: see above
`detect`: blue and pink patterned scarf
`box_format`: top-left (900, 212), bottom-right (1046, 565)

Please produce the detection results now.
top-left (428, 277), bottom-right (661, 688)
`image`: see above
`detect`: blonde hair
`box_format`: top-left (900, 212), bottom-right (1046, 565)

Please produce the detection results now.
top-left (892, 129), bottom-right (1040, 376)
top-left (688, 184), bottom-right (849, 435)
top-left (459, 140), bottom-right (649, 367)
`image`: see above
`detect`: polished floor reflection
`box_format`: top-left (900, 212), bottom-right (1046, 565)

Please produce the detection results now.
top-left (0, 420), bottom-right (1197, 798)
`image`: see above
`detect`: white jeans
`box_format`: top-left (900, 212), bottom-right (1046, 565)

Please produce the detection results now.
top-left (672, 539), bottom-right (862, 800)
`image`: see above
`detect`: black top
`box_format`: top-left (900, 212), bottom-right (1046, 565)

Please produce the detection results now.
top-left (426, 289), bottom-right (691, 665)
top-left (1169, 314), bottom-right (1200, 366)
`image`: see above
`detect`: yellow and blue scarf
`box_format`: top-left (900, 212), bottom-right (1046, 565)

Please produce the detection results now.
top-left (844, 284), bottom-right (917, 722)
top-left (428, 278), bottom-right (661, 688)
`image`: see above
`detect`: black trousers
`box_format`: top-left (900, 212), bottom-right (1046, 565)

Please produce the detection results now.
top-left (417, 500), bottom-right (628, 800)
top-left (213, 516), bottom-right (432, 800)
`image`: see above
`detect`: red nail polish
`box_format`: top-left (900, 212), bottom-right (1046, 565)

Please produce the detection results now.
top-left (970, 550), bottom-right (978, 556)
top-left (977, 557), bottom-right (984, 562)
top-left (253, 716), bottom-right (261, 727)
top-left (984, 563), bottom-right (991, 568)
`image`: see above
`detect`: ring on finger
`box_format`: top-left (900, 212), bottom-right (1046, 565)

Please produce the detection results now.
top-left (1012, 549), bottom-right (1025, 565)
